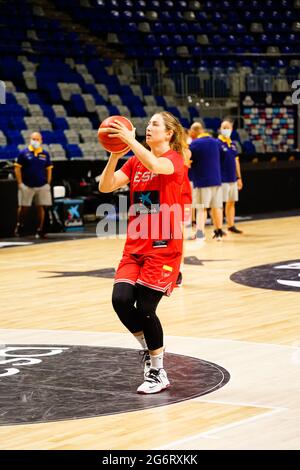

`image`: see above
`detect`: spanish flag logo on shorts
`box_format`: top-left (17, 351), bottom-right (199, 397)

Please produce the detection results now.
top-left (163, 265), bottom-right (173, 272)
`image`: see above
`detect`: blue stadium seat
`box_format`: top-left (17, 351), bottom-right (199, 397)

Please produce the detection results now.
top-left (178, 23), bottom-right (189, 34)
top-left (165, 22), bottom-right (176, 34)
top-left (164, 46), bottom-right (176, 57)
top-left (0, 145), bottom-right (19, 160)
top-left (159, 34), bottom-right (170, 46)
top-left (10, 117), bottom-right (26, 130)
top-left (66, 144), bottom-right (83, 159)
top-left (70, 95), bottom-right (86, 114)
top-left (5, 131), bottom-right (25, 145)
top-left (242, 141), bottom-right (256, 154)
top-left (188, 107), bottom-right (200, 119)
top-left (54, 118), bottom-right (69, 130)
top-left (141, 85), bottom-right (152, 95)
top-left (152, 22), bottom-right (163, 33)
top-left (156, 96), bottom-right (167, 107)
top-left (5, 93), bottom-right (18, 104)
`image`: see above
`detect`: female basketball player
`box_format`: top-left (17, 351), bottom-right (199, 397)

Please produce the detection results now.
top-left (99, 112), bottom-right (185, 394)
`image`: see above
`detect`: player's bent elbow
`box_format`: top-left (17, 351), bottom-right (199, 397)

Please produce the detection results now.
top-left (98, 181), bottom-right (112, 193)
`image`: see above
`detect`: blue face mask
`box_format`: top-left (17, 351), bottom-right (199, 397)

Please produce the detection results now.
top-left (221, 129), bottom-right (232, 139)
top-left (30, 139), bottom-right (40, 149)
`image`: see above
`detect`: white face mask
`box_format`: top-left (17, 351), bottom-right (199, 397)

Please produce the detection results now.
top-left (221, 129), bottom-right (232, 139)
top-left (30, 139), bottom-right (40, 149)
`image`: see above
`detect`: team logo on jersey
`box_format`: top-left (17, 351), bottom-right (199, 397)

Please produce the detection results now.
top-left (133, 190), bottom-right (160, 214)
top-left (133, 170), bottom-right (158, 183)
top-left (230, 260), bottom-right (300, 292)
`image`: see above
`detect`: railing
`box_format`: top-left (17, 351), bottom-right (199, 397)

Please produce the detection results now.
top-left (134, 69), bottom-right (299, 100)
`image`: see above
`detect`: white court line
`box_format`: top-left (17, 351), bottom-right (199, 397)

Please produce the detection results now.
top-left (167, 334), bottom-right (300, 351)
top-left (0, 235), bottom-right (125, 252)
top-left (0, 237), bottom-right (94, 252)
top-left (154, 407), bottom-right (285, 449)
top-left (0, 242), bottom-right (32, 248)
top-left (0, 330), bottom-right (298, 351)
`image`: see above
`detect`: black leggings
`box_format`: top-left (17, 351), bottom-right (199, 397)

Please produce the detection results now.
top-left (112, 283), bottom-right (164, 351)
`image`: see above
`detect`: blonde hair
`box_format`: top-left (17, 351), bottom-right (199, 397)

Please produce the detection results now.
top-left (182, 147), bottom-right (192, 167)
top-left (158, 111), bottom-right (186, 156)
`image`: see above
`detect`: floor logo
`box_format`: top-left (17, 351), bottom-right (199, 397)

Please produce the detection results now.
top-left (0, 346), bottom-right (68, 377)
top-left (231, 260), bottom-right (300, 292)
top-left (0, 345), bottom-right (230, 425)
top-left (41, 268), bottom-right (116, 278)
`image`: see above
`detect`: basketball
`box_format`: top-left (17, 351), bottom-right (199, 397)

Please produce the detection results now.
top-left (98, 115), bottom-right (133, 153)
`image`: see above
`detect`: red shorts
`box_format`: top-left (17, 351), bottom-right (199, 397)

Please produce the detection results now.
top-left (115, 251), bottom-right (182, 296)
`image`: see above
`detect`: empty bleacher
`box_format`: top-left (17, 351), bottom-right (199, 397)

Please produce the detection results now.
top-left (0, 0), bottom-right (299, 162)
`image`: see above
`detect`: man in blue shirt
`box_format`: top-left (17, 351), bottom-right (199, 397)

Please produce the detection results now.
top-left (189, 121), bottom-right (224, 241)
top-left (14, 132), bottom-right (53, 238)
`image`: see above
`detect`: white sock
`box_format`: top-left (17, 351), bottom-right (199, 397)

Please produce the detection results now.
top-left (150, 352), bottom-right (164, 370)
top-left (134, 333), bottom-right (148, 350)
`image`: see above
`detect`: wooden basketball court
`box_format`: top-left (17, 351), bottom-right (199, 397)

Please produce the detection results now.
top-left (0, 214), bottom-right (299, 450)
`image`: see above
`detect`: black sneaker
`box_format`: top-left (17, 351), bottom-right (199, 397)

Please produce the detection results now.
top-left (14, 224), bottom-right (24, 237)
top-left (195, 229), bottom-right (205, 240)
top-left (35, 229), bottom-right (47, 239)
top-left (213, 229), bottom-right (223, 241)
top-left (228, 225), bottom-right (243, 234)
top-left (188, 229), bottom-right (205, 241)
top-left (175, 271), bottom-right (183, 287)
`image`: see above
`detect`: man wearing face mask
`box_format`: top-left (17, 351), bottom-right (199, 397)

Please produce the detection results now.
top-left (217, 118), bottom-right (243, 234)
top-left (14, 132), bottom-right (53, 238)
top-left (189, 120), bottom-right (224, 241)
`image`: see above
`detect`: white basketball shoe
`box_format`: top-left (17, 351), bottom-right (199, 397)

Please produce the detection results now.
top-left (137, 368), bottom-right (170, 394)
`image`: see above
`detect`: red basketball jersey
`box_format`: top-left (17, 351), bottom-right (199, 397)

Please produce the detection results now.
top-left (120, 149), bottom-right (184, 256)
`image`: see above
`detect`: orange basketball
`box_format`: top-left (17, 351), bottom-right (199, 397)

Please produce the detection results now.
top-left (98, 115), bottom-right (133, 153)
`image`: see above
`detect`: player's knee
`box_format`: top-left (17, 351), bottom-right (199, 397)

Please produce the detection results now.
top-left (112, 283), bottom-right (134, 313)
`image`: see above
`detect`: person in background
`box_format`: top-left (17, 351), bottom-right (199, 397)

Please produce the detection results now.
top-left (188, 122), bottom-right (203, 229)
top-left (217, 118), bottom-right (243, 234)
top-left (189, 122), bottom-right (203, 141)
top-left (14, 132), bottom-right (53, 238)
top-left (189, 120), bottom-right (224, 241)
